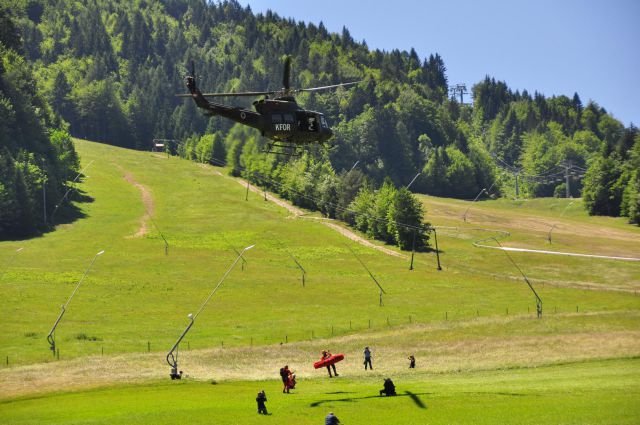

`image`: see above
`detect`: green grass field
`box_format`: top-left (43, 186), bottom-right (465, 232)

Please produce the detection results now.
top-left (0, 140), bottom-right (639, 423)
top-left (1, 359), bottom-right (638, 424)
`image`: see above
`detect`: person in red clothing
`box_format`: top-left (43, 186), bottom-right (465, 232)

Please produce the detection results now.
top-left (280, 365), bottom-right (291, 393)
top-left (286, 373), bottom-right (296, 391)
top-left (321, 350), bottom-right (339, 378)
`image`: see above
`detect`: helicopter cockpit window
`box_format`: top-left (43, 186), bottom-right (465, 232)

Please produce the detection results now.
top-left (283, 114), bottom-right (295, 123)
top-left (271, 114), bottom-right (283, 123)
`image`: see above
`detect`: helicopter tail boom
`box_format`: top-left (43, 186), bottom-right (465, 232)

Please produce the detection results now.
top-left (181, 66), bottom-right (264, 130)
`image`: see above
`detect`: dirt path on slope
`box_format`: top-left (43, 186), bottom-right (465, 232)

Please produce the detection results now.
top-left (122, 171), bottom-right (154, 238)
top-left (233, 177), bottom-right (406, 258)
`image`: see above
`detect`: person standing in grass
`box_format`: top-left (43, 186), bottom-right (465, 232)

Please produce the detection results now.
top-left (363, 346), bottom-right (373, 370)
top-left (280, 365), bottom-right (291, 393)
top-left (321, 350), bottom-right (338, 378)
top-left (408, 355), bottom-right (416, 368)
top-left (325, 411), bottom-right (340, 424)
top-left (256, 390), bottom-right (268, 414)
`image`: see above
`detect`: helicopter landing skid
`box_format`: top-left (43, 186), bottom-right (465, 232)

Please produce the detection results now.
top-left (264, 142), bottom-right (302, 157)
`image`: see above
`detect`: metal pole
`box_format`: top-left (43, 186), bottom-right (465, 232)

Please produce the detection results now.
top-left (547, 224), bottom-right (557, 244)
top-left (491, 238), bottom-right (542, 317)
top-left (406, 172), bottom-right (421, 190)
top-left (221, 235), bottom-right (248, 271)
top-left (50, 160), bottom-right (94, 224)
top-left (349, 160), bottom-right (359, 172)
top-left (547, 202), bottom-right (573, 244)
top-left (463, 188), bottom-right (487, 222)
top-left (0, 247), bottom-right (23, 282)
top-left (42, 173), bottom-right (47, 225)
top-left (290, 255), bottom-right (306, 287)
top-left (565, 161), bottom-right (571, 198)
top-left (165, 244), bottom-right (254, 374)
top-left (46, 250), bottom-right (105, 353)
top-left (345, 244), bottom-right (386, 306)
top-left (409, 228), bottom-right (416, 270)
top-left (433, 228), bottom-right (442, 270)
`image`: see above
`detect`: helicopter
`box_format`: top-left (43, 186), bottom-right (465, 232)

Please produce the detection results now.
top-left (177, 57), bottom-right (361, 155)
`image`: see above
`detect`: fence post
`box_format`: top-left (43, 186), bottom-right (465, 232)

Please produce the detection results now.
top-left (445, 311), bottom-right (448, 321)
top-left (101, 346), bottom-right (104, 356)
top-left (5, 356), bottom-right (7, 366)
top-left (349, 321), bottom-right (352, 330)
top-left (56, 348), bottom-right (60, 360)
top-left (331, 325), bottom-right (334, 336)
top-left (368, 319), bottom-right (371, 329)
top-left (147, 341), bottom-right (150, 352)
top-left (251, 337), bottom-right (253, 347)
top-left (285, 335), bottom-right (288, 343)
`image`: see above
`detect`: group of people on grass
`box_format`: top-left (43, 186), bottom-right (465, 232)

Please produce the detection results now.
top-left (255, 346), bottom-right (415, 418)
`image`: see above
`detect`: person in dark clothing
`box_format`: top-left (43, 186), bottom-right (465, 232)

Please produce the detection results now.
top-left (256, 390), bottom-right (268, 414)
top-left (379, 378), bottom-right (396, 396)
top-left (322, 350), bottom-right (338, 377)
top-left (325, 411), bottom-right (340, 424)
top-left (408, 355), bottom-right (416, 368)
top-left (280, 365), bottom-right (291, 393)
top-left (363, 346), bottom-right (373, 370)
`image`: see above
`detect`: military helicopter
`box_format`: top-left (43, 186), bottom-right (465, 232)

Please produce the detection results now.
top-left (177, 57), bottom-right (360, 155)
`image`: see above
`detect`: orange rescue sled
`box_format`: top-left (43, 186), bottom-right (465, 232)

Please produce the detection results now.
top-left (314, 354), bottom-right (345, 369)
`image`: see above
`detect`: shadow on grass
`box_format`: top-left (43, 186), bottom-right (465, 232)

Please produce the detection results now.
top-left (310, 391), bottom-right (431, 409)
top-left (2, 183), bottom-right (94, 242)
top-left (49, 186), bottom-right (94, 227)
top-left (461, 392), bottom-right (532, 397)
top-left (405, 390), bottom-right (427, 409)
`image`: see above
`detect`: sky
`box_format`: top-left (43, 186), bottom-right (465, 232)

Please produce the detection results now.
top-left (237, 0), bottom-right (639, 126)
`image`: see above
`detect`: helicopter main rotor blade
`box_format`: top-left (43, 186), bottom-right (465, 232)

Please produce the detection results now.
top-left (283, 56), bottom-right (291, 90)
top-left (295, 80), bottom-right (362, 93)
top-left (199, 91), bottom-right (277, 97)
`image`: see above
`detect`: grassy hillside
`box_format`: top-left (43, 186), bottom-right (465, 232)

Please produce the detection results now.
top-left (0, 140), bottom-right (639, 423)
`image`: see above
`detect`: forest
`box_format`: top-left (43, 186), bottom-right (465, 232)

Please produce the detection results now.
top-left (1, 0), bottom-right (638, 240)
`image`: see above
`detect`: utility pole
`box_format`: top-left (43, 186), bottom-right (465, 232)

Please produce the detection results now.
top-left (449, 84), bottom-right (468, 104)
top-left (514, 171), bottom-right (519, 199)
top-left (41, 160), bottom-right (47, 225)
top-left (560, 160), bottom-right (572, 198)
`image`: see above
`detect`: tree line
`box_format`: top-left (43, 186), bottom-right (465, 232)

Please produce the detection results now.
top-left (1, 9), bottom-right (79, 238)
top-left (180, 127), bottom-right (430, 251)
top-left (3, 0), bottom-right (638, 239)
